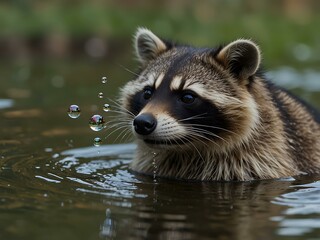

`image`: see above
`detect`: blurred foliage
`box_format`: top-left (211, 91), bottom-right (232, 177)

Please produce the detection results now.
top-left (0, 0), bottom-right (320, 68)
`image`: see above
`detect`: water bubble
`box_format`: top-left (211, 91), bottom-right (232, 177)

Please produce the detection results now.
top-left (89, 114), bottom-right (105, 131)
top-left (102, 76), bottom-right (107, 84)
top-left (93, 137), bottom-right (102, 147)
top-left (98, 92), bottom-right (104, 98)
top-left (103, 104), bottom-right (110, 112)
top-left (67, 105), bottom-right (81, 119)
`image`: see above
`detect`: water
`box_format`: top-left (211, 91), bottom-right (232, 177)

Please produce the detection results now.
top-left (89, 114), bottom-right (105, 131)
top-left (1, 63), bottom-right (320, 240)
top-left (67, 104), bottom-right (81, 119)
top-left (103, 104), bottom-right (110, 112)
top-left (152, 151), bottom-right (158, 183)
top-left (102, 76), bottom-right (107, 84)
top-left (93, 137), bottom-right (102, 147)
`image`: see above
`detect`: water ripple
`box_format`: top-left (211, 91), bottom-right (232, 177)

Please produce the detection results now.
top-left (272, 179), bottom-right (320, 237)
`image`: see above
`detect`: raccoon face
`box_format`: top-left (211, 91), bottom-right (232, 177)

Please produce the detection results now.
top-left (120, 28), bottom-right (261, 150)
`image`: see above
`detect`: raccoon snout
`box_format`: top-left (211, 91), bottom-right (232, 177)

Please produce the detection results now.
top-left (133, 113), bottom-right (157, 135)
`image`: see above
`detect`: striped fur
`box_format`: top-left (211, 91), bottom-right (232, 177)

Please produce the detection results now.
top-left (118, 28), bottom-right (320, 181)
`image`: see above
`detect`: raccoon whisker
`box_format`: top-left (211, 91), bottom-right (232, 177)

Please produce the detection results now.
top-left (186, 136), bottom-right (211, 152)
top-left (184, 126), bottom-right (229, 144)
top-left (118, 64), bottom-right (148, 81)
top-left (187, 131), bottom-right (222, 148)
top-left (178, 113), bottom-right (209, 122)
top-left (172, 133), bottom-right (206, 161)
top-left (105, 98), bottom-right (122, 107)
top-left (104, 122), bottom-right (131, 138)
top-left (106, 117), bottom-right (132, 123)
top-left (166, 138), bottom-right (174, 148)
top-left (179, 117), bottom-right (239, 137)
top-left (106, 104), bottom-right (128, 114)
top-left (181, 136), bottom-right (206, 162)
top-left (107, 98), bottom-right (136, 118)
top-left (106, 121), bottom-right (132, 129)
top-left (105, 117), bottom-right (132, 123)
top-left (185, 129), bottom-right (229, 151)
top-left (110, 108), bottom-right (135, 119)
top-left (117, 130), bottom-right (133, 144)
top-left (118, 64), bottom-right (140, 77)
top-left (185, 123), bottom-right (239, 136)
top-left (118, 129), bottom-right (133, 143)
top-left (106, 125), bottom-right (131, 135)
top-left (112, 127), bottom-right (133, 143)
top-left (156, 127), bottom-right (213, 150)
top-left (110, 119), bottom-right (131, 127)
top-left (107, 109), bottom-right (131, 116)
top-left (106, 122), bottom-right (131, 128)
top-left (106, 118), bottom-right (133, 126)
top-left (170, 135), bottom-right (188, 150)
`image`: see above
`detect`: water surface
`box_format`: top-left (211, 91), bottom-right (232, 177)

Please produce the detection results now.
top-left (1, 63), bottom-right (320, 240)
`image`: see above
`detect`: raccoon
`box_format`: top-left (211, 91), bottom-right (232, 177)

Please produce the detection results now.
top-left (118, 27), bottom-right (320, 181)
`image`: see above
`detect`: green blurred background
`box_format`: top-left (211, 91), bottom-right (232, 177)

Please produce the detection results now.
top-left (1, 0), bottom-right (320, 145)
top-left (1, 0), bottom-right (320, 66)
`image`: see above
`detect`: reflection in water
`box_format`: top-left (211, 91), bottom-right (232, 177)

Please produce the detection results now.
top-left (1, 135), bottom-right (320, 239)
top-left (272, 178), bottom-right (320, 237)
top-left (58, 144), bottom-right (320, 239)
top-left (100, 209), bottom-right (116, 239)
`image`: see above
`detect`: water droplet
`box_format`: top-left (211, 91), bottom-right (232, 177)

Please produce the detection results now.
top-left (98, 92), bottom-right (104, 98)
top-left (152, 152), bottom-right (158, 183)
top-left (67, 105), bottom-right (81, 119)
top-left (93, 137), bottom-right (102, 147)
top-left (102, 76), bottom-right (107, 84)
top-left (89, 115), bottom-right (105, 131)
top-left (103, 104), bottom-right (110, 112)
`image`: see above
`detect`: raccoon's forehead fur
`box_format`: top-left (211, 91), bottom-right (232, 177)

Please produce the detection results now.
top-left (124, 46), bottom-right (247, 106)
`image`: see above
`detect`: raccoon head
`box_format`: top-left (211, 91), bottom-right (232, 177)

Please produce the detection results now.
top-left (120, 28), bottom-right (261, 151)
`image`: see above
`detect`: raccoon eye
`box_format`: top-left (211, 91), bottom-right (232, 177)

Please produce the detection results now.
top-left (181, 92), bottom-right (196, 104)
top-left (143, 87), bottom-right (153, 100)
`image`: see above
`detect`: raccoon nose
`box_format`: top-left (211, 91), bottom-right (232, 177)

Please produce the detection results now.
top-left (133, 113), bottom-right (157, 135)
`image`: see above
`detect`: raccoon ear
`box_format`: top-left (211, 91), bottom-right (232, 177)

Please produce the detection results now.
top-left (134, 27), bottom-right (169, 65)
top-left (215, 39), bottom-right (261, 81)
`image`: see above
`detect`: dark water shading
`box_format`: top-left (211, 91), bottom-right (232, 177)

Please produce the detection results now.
top-left (1, 140), bottom-right (320, 240)
top-left (1, 65), bottom-right (320, 240)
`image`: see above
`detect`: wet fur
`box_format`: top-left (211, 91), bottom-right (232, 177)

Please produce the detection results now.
top-left (118, 28), bottom-right (320, 181)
